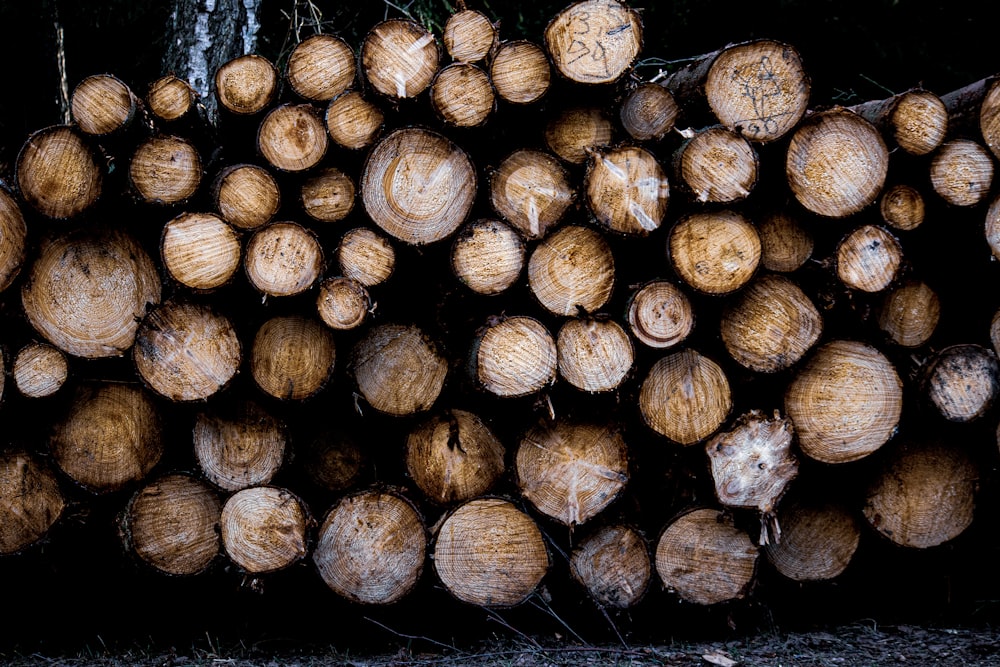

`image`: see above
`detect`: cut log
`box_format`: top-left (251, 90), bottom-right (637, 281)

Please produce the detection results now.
top-left (450, 218), bottom-right (525, 296)
top-left (16, 125), bottom-right (102, 219)
top-left (193, 399), bottom-right (287, 492)
top-left (720, 273), bottom-right (823, 373)
top-left (655, 507), bottom-right (758, 605)
top-left (0, 451), bottom-right (65, 555)
top-left (556, 316), bottom-right (634, 392)
top-left (147, 75), bottom-right (196, 123)
top-left (585, 145), bottom-right (669, 236)
top-left (430, 62), bottom-right (495, 128)
top-left (250, 315), bottom-right (336, 401)
top-left (878, 280), bottom-right (940, 348)
top-left (785, 340), bottom-right (903, 464)
top-left (0, 185), bottom-right (27, 293)
top-left (13, 342), bottom-right (68, 399)
top-left (244, 221), bottom-right (323, 297)
top-left (929, 138), bottom-right (994, 207)
top-left (134, 299), bottom-right (242, 402)
top-left (325, 90), bottom-right (385, 151)
top-left (70, 73), bottom-right (138, 136)
top-left (785, 108), bottom-right (889, 218)
top-left (544, 106), bottom-right (614, 165)
top-left (490, 40), bottom-right (551, 105)
top-left (672, 125), bottom-right (758, 204)
top-left (22, 227), bottom-right (161, 358)
top-left (298, 425), bottom-right (368, 494)
top-left (544, 0), bottom-right (642, 85)
top-left (880, 183), bottom-right (925, 232)
top-left (300, 167), bottom-right (355, 224)
top-left (668, 210), bottom-right (761, 295)
top-left (626, 280), bottom-right (694, 349)
top-left (161, 211), bottom-right (241, 291)
top-left (922, 344), bottom-right (999, 423)
top-left (123, 473), bottom-right (222, 576)
top-left (763, 499), bottom-right (861, 581)
top-left (490, 148), bottom-right (573, 240)
top-left (986, 193), bottom-right (1000, 260)
top-left (443, 9), bottom-right (497, 63)
top-left (285, 34), bottom-right (356, 102)
top-left (214, 54), bottom-right (278, 116)
top-left (472, 315), bottom-right (557, 398)
top-left (835, 225), bottom-right (903, 293)
top-left (313, 489), bottom-right (426, 604)
top-left (257, 103), bottom-right (328, 173)
top-left (527, 224), bottom-right (615, 316)
top-left (220, 486), bottom-right (310, 574)
top-left (352, 323), bottom-right (447, 416)
top-left (619, 82), bottom-right (679, 142)
top-left (211, 163), bottom-right (281, 231)
top-left (432, 497), bottom-right (549, 607)
top-left (405, 409), bottom-right (506, 505)
top-left (570, 524), bottom-right (650, 609)
top-left (50, 382), bottom-right (163, 494)
top-left (757, 210), bottom-right (813, 273)
top-left (362, 127), bottom-right (476, 245)
top-left (129, 134), bottom-right (202, 206)
top-left (316, 276), bottom-right (371, 331)
top-left (940, 75), bottom-right (1000, 160)
top-left (664, 39), bottom-right (809, 143)
top-left (337, 227), bottom-right (396, 287)
top-left (849, 88), bottom-right (948, 156)
top-left (516, 419), bottom-right (629, 526)
top-left (361, 19), bottom-right (440, 100)
top-left (863, 440), bottom-right (978, 549)
top-left (639, 348), bottom-right (732, 445)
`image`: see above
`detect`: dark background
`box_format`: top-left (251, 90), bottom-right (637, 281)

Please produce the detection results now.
top-left (0, 0), bottom-right (999, 658)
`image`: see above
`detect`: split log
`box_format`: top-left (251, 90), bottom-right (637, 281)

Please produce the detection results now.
top-left (13, 342), bottom-right (68, 399)
top-left (450, 218), bottom-right (525, 296)
top-left (443, 9), bottom-right (497, 63)
top-left (655, 507), bottom-right (758, 605)
top-left (471, 315), bottom-right (557, 398)
top-left (639, 348), bottom-right (732, 445)
top-left (849, 88), bottom-right (948, 156)
top-left (313, 489), bottom-right (426, 604)
top-left (214, 54), bottom-right (278, 116)
top-left (0, 451), bottom-right (65, 555)
top-left (516, 419), bottom-right (629, 526)
top-left (211, 163), bottom-right (281, 231)
top-left (325, 90), bottom-right (385, 151)
top-left (785, 340), bottom-right (903, 464)
top-left (763, 499), bottom-right (861, 581)
top-left (361, 19), bottom-right (440, 100)
top-left (244, 221), bottom-right (323, 297)
top-left (929, 138), bottom-right (994, 207)
top-left (880, 183), bottom-right (925, 232)
top-left (585, 145), bottom-right (669, 236)
top-left (70, 73), bottom-right (139, 137)
top-left (129, 134), bottom-right (202, 206)
top-left (757, 210), bottom-right (813, 273)
top-left (544, 106), bottom-right (614, 165)
top-left (300, 167), bottom-right (355, 224)
top-left (527, 224), bottom-right (615, 316)
top-left (430, 63), bottom-right (495, 128)
top-left (672, 125), bottom-right (758, 204)
top-left (619, 82), bottom-right (679, 142)
top-left (50, 382), bottom-right (163, 494)
top-left (257, 103), bottom-right (328, 173)
top-left (490, 148), bottom-right (574, 240)
top-left (570, 524), bottom-right (650, 609)
top-left (250, 315), bottom-right (336, 401)
top-left (544, 0), bottom-right (642, 85)
top-left (285, 34), bottom-right (356, 102)
top-left (668, 210), bottom-right (761, 295)
top-left (16, 125), bottom-right (103, 219)
top-left (147, 75), bottom-right (196, 124)
top-left (626, 280), bottom-right (694, 349)
top-left (22, 227), bottom-right (161, 359)
top-left (922, 344), bottom-right (999, 422)
top-left (351, 323), bottom-right (447, 416)
top-left (432, 497), bottom-right (549, 607)
top-left (122, 473), bottom-right (222, 576)
top-left (0, 185), bottom-right (27, 293)
top-left (490, 41), bottom-right (551, 105)
top-left (337, 227), bottom-right (396, 287)
top-left (193, 399), bottom-right (288, 492)
top-left (405, 409), bottom-right (506, 505)
top-left (220, 486), bottom-right (310, 574)
top-left (556, 316), bottom-right (634, 393)
top-left (160, 212), bottom-right (241, 291)
top-left (878, 281), bottom-right (940, 348)
top-left (316, 276), bottom-right (371, 331)
top-left (134, 299), bottom-right (242, 402)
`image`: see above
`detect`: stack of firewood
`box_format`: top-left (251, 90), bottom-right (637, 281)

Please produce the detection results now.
top-left (2, 0), bottom-right (1000, 625)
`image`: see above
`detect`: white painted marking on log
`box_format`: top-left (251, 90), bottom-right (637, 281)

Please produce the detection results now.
top-left (408, 33), bottom-right (435, 53)
top-left (600, 157), bottom-right (626, 180)
top-left (394, 73), bottom-right (408, 99)
top-left (629, 201), bottom-right (658, 231)
top-left (527, 196), bottom-right (540, 237)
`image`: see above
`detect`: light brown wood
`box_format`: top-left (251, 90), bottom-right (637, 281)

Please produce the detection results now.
top-left (361, 19), bottom-right (440, 100)
top-left (257, 103), bottom-right (328, 172)
top-left (0, 185), bottom-right (27, 293)
top-left (352, 323), bottom-right (447, 416)
top-left (655, 508), bottom-right (758, 605)
top-left (923, 344), bottom-right (999, 423)
top-left (193, 399), bottom-right (287, 492)
top-left (362, 127), bottom-right (476, 245)
top-left (147, 75), bottom-right (195, 122)
top-left (432, 497), bottom-right (549, 607)
top-left (490, 148), bottom-right (573, 240)
top-left (129, 135), bottom-right (202, 205)
top-left (988, 193), bottom-right (1000, 261)
top-left (878, 281), bottom-right (940, 348)
top-left (337, 227), bottom-right (396, 287)
top-left (50, 382), bottom-right (163, 493)
top-left (0, 451), bottom-right (65, 555)
top-left (134, 299), bottom-right (242, 402)
top-left (586, 145), bottom-right (670, 236)
top-left (301, 167), bottom-right (355, 223)
top-left (544, 106), bottom-right (614, 165)
top-left (443, 9), bottom-right (497, 63)
top-left (544, 0), bottom-right (642, 85)
top-left (450, 219), bottom-right (525, 295)
top-left (430, 62), bottom-right (495, 128)
top-left (161, 212), bottom-right (241, 291)
top-left (673, 125), bottom-right (758, 204)
top-left (244, 221), bottom-right (323, 297)
top-left (490, 41), bottom-right (551, 105)
top-left (785, 340), bottom-right (903, 464)
top-left (212, 163), bottom-right (281, 231)
top-left (516, 419), bottom-right (629, 526)
top-left (214, 54), bottom-right (278, 115)
top-left (22, 227), bottom-right (161, 359)
top-left (405, 409), bottom-right (505, 505)
top-left (880, 184), bottom-right (925, 231)
top-left (620, 83), bottom-right (679, 142)
top-left (325, 91), bottom-right (384, 150)
top-left (556, 316), bottom-right (634, 392)
top-left (316, 276), bottom-right (371, 331)
top-left (313, 489), bottom-right (426, 604)
top-left (757, 210), bottom-right (813, 273)
top-left (286, 34), bottom-right (356, 102)
top-left (835, 225), bottom-right (903, 293)
top-left (627, 280), bottom-right (694, 349)
top-left (929, 139), bottom-right (994, 207)
top-left (124, 473), bottom-right (221, 576)
top-left (570, 525), bottom-right (650, 609)
top-left (850, 89), bottom-right (948, 156)
top-left (528, 224), bottom-right (615, 316)
top-left (668, 210), bottom-right (761, 295)
top-left (639, 348), bottom-right (732, 445)
top-left (220, 486), bottom-right (309, 574)
top-left (16, 125), bottom-right (102, 219)
top-left (251, 315), bottom-right (336, 401)
top-left (764, 499), bottom-right (861, 581)
top-left (13, 342), bottom-right (68, 399)
top-left (71, 73), bottom-right (137, 136)
top-left (473, 315), bottom-right (557, 398)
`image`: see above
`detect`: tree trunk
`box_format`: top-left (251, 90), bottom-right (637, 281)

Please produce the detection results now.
top-left (220, 485), bottom-right (310, 575)
top-left (193, 399), bottom-right (288, 492)
top-left (250, 315), bottom-right (336, 401)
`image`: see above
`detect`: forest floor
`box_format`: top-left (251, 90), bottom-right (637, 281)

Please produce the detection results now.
top-left (4, 623), bottom-right (1000, 666)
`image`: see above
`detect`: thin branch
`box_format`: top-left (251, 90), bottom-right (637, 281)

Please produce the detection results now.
top-left (482, 608), bottom-right (543, 649)
top-left (363, 616), bottom-right (462, 653)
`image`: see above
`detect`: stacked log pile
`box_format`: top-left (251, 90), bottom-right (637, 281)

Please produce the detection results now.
top-left (3, 0), bottom-right (1000, 639)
